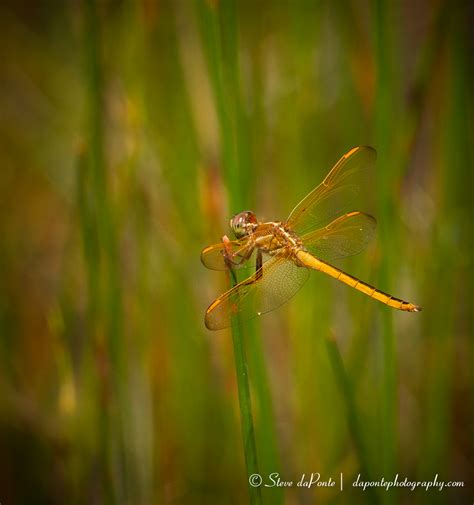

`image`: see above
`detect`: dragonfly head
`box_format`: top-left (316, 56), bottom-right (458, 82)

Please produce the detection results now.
top-left (230, 211), bottom-right (258, 238)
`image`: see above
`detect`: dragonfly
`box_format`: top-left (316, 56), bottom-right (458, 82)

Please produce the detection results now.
top-left (201, 146), bottom-right (421, 330)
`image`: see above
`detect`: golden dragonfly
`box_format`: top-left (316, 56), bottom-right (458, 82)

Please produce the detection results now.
top-left (201, 146), bottom-right (421, 330)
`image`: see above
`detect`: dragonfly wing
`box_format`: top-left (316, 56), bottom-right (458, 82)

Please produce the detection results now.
top-left (302, 211), bottom-right (377, 262)
top-left (201, 238), bottom-right (256, 270)
top-left (205, 256), bottom-right (309, 330)
top-left (286, 146), bottom-right (376, 235)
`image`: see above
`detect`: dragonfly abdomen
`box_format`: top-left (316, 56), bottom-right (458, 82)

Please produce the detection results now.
top-left (296, 250), bottom-right (421, 312)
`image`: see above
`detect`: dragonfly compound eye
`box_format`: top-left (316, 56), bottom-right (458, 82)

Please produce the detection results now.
top-left (230, 211), bottom-right (257, 238)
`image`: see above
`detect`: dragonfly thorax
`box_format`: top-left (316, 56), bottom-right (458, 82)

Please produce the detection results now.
top-left (255, 222), bottom-right (304, 257)
top-left (230, 211), bottom-right (258, 238)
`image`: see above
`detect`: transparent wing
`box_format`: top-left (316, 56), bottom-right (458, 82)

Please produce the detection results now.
top-left (301, 211), bottom-right (377, 262)
top-left (200, 238), bottom-right (256, 271)
top-left (204, 256), bottom-right (309, 330)
top-left (286, 146), bottom-right (376, 235)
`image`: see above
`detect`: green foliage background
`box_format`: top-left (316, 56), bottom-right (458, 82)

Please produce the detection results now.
top-left (0, 1), bottom-right (472, 504)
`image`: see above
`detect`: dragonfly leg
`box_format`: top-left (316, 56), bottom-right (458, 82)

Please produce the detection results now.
top-left (256, 249), bottom-right (263, 279)
top-left (221, 234), bottom-right (255, 268)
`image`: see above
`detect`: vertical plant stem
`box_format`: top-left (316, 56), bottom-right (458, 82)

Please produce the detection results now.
top-left (195, 0), bottom-right (248, 210)
top-left (231, 323), bottom-right (262, 505)
top-left (197, 1), bottom-right (275, 502)
top-left (81, 2), bottom-right (112, 502)
top-left (325, 333), bottom-right (379, 505)
top-left (83, 0), bottom-right (126, 501)
top-left (245, 327), bottom-right (282, 505)
top-left (228, 269), bottom-right (262, 505)
top-left (419, 7), bottom-right (470, 503)
top-left (373, 2), bottom-right (398, 501)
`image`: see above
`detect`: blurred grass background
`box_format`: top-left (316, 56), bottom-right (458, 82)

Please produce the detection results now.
top-left (0, 0), bottom-right (472, 504)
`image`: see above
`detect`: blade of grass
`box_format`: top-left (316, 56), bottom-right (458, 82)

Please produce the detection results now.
top-left (227, 268), bottom-right (262, 505)
top-left (232, 327), bottom-right (262, 504)
top-left (82, 0), bottom-right (127, 501)
top-left (196, 1), bottom-right (280, 503)
top-left (397, 2), bottom-right (449, 171)
top-left (196, 0), bottom-right (241, 209)
top-left (372, 2), bottom-right (399, 502)
top-left (418, 6), bottom-right (470, 503)
top-left (325, 332), bottom-right (379, 505)
top-left (245, 323), bottom-right (282, 503)
top-left (80, 3), bottom-right (114, 501)
top-left (197, 0), bottom-right (262, 503)
top-left (76, 144), bottom-right (111, 505)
